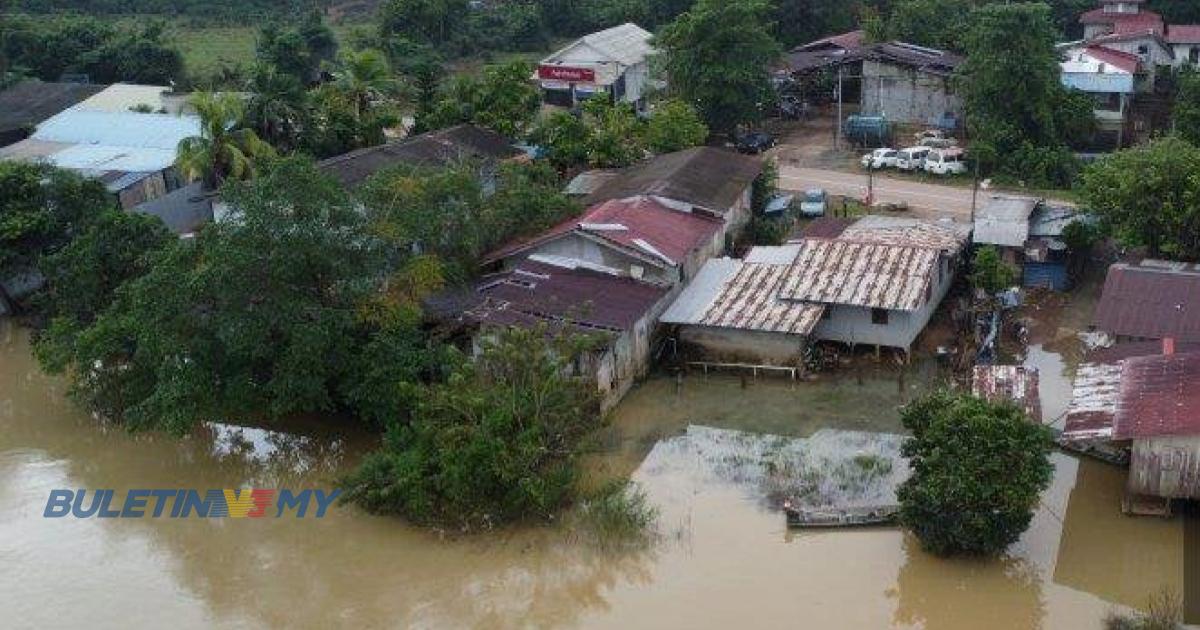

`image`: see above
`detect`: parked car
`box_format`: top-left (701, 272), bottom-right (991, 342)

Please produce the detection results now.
top-left (895, 146), bottom-right (932, 171)
top-left (799, 189), bottom-right (827, 217)
top-left (860, 148), bottom-right (899, 170)
top-left (735, 131), bottom-right (776, 154)
top-left (923, 148), bottom-right (968, 175)
top-left (764, 192), bottom-right (795, 216)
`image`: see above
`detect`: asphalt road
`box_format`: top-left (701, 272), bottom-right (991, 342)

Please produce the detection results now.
top-left (778, 166), bottom-right (979, 222)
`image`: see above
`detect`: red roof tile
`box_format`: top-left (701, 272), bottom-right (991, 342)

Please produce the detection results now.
top-left (1168, 25), bottom-right (1200, 44)
top-left (1095, 262), bottom-right (1200, 343)
top-left (485, 195), bottom-right (722, 266)
top-left (794, 30), bottom-right (864, 53)
top-left (469, 259), bottom-right (668, 332)
top-left (1113, 352), bottom-right (1200, 439)
top-left (1080, 7), bottom-right (1164, 34)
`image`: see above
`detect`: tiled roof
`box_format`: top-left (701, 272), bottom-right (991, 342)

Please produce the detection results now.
top-left (467, 258), bottom-right (667, 333)
top-left (1095, 261), bottom-right (1200, 342)
top-left (484, 195), bottom-right (721, 267)
top-left (1168, 25), bottom-right (1200, 44)
top-left (779, 239), bottom-right (940, 311)
top-left (1080, 7), bottom-right (1164, 33)
top-left (585, 147), bottom-right (764, 214)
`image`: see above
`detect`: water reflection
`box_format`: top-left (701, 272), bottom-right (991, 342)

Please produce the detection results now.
top-left (0, 320), bottom-right (1186, 629)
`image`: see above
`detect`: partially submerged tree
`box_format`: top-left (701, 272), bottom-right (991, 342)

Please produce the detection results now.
top-left (968, 245), bottom-right (1018, 294)
top-left (341, 324), bottom-right (603, 529)
top-left (897, 391), bottom-right (1054, 556)
top-left (1078, 136), bottom-right (1200, 260)
top-left (657, 0), bottom-right (781, 135)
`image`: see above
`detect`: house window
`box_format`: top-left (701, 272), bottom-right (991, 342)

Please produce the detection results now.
top-left (821, 306), bottom-right (831, 320)
top-left (871, 308), bottom-right (889, 325)
top-left (1137, 45), bottom-right (1149, 58)
top-left (1191, 47), bottom-right (1199, 64)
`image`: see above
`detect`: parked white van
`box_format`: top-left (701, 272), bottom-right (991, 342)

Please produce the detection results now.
top-left (896, 146), bottom-right (932, 171)
top-left (860, 148), bottom-right (898, 170)
top-left (923, 148), bottom-right (968, 175)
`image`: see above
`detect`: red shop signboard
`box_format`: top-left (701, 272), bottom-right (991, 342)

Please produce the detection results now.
top-left (537, 65), bottom-right (595, 82)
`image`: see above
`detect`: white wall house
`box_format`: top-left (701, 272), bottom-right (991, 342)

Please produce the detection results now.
top-left (537, 23), bottom-right (657, 111)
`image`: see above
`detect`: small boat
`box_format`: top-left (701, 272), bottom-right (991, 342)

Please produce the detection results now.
top-left (783, 501), bottom-right (900, 528)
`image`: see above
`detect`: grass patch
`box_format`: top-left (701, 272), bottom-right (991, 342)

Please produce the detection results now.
top-left (1104, 590), bottom-right (1183, 630)
top-left (570, 480), bottom-right (659, 551)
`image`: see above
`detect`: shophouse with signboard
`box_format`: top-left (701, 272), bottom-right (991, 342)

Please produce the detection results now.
top-left (537, 23), bottom-right (657, 110)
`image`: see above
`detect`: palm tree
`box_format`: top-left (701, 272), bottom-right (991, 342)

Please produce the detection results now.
top-left (331, 49), bottom-right (394, 120)
top-left (245, 64), bottom-right (308, 152)
top-left (176, 92), bottom-right (275, 190)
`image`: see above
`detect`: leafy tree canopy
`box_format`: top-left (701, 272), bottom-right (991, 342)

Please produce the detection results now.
top-left (1078, 136), bottom-right (1200, 261)
top-left (969, 245), bottom-right (1018, 294)
top-left (657, 0), bottom-right (782, 135)
top-left (341, 324), bottom-right (603, 529)
top-left (898, 390), bottom-right (1054, 556)
top-left (1175, 71), bottom-right (1200, 148)
top-left (423, 61), bottom-right (541, 138)
top-left (0, 161), bottom-right (113, 271)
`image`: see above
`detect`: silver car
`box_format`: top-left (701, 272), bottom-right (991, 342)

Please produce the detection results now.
top-left (799, 189), bottom-right (827, 217)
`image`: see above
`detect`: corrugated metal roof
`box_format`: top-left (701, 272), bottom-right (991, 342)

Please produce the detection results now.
top-left (0, 81), bottom-right (106, 132)
top-left (698, 263), bottom-right (825, 335)
top-left (972, 365), bottom-right (1042, 423)
top-left (0, 138), bottom-right (73, 161)
top-left (544, 23), bottom-right (655, 68)
top-left (485, 195), bottom-right (721, 267)
top-left (318, 124), bottom-right (518, 188)
top-left (779, 239), bottom-right (939, 311)
top-left (1063, 362), bottom-right (1123, 441)
top-left (467, 258), bottom-right (667, 333)
top-left (1095, 260), bottom-right (1200, 342)
top-left (1087, 340), bottom-right (1200, 364)
top-left (974, 196), bottom-right (1040, 247)
top-left (795, 217), bottom-right (854, 240)
top-left (586, 147), bottom-right (763, 214)
top-left (1113, 352), bottom-right (1200, 439)
top-left (840, 215), bottom-right (969, 252)
top-left (74, 84), bottom-right (170, 113)
top-left (133, 181), bottom-right (215, 235)
top-left (1029, 204), bottom-right (1083, 238)
top-left (564, 169), bottom-right (619, 196)
top-left (47, 143), bottom-right (178, 172)
top-left (32, 109), bottom-right (200, 150)
top-left (744, 244), bottom-right (802, 265)
top-left (661, 258), bottom-right (741, 325)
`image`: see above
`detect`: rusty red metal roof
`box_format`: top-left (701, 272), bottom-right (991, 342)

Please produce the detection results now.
top-left (698, 263), bottom-right (825, 335)
top-left (795, 217), bottom-right (854, 240)
top-left (1083, 45), bottom-right (1142, 73)
top-left (1063, 362), bottom-right (1123, 441)
top-left (972, 365), bottom-right (1042, 423)
top-left (467, 259), bottom-right (667, 333)
top-left (1087, 341), bottom-right (1200, 364)
top-left (1112, 352), bottom-right (1200, 439)
top-left (484, 195), bottom-right (721, 266)
top-left (1094, 261), bottom-right (1200, 342)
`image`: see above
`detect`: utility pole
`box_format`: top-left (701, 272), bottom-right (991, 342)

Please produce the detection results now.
top-left (835, 62), bottom-right (844, 151)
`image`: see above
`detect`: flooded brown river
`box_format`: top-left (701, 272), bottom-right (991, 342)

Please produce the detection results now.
top-left (0, 319), bottom-right (1184, 629)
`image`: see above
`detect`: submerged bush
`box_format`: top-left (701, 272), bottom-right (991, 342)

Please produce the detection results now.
top-left (573, 480), bottom-right (660, 550)
top-left (1104, 590), bottom-right (1183, 630)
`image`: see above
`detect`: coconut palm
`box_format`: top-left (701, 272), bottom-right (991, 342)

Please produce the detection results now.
top-left (331, 49), bottom-right (395, 120)
top-left (245, 64), bottom-right (308, 152)
top-left (176, 92), bottom-right (275, 190)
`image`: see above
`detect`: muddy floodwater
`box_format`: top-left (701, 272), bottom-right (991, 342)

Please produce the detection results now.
top-left (0, 320), bottom-right (1184, 629)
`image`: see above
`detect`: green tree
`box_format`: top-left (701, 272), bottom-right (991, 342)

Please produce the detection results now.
top-left (657, 0), bottom-right (782, 135)
top-left (33, 209), bottom-right (172, 369)
top-left (645, 99), bottom-right (709, 154)
top-left (423, 61), bottom-right (540, 137)
top-left (332, 48), bottom-right (396, 120)
top-left (581, 99), bottom-right (645, 168)
top-left (960, 3), bottom-right (1080, 187)
top-left (1078, 136), bottom-right (1200, 260)
top-left (529, 111), bottom-right (591, 170)
top-left (0, 162), bottom-right (112, 271)
top-left (244, 64), bottom-right (309, 152)
top-left (341, 324), bottom-right (603, 529)
top-left (888, 0), bottom-right (973, 51)
top-left (897, 391), bottom-right (1054, 556)
top-left (48, 158), bottom-right (382, 432)
top-left (379, 0), bottom-right (468, 44)
top-left (176, 92), bottom-right (276, 190)
top-left (1175, 71), bottom-right (1200, 147)
top-left (303, 83), bottom-right (397, 159)
top-left (968, 245), bottom-right (1017, 294)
